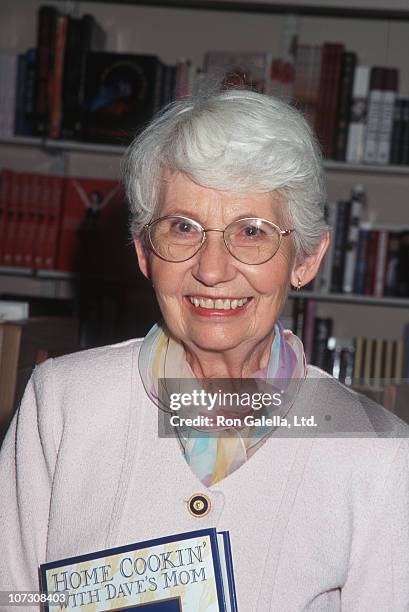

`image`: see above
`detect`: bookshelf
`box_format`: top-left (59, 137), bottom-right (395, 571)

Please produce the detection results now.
top-left (0, 0), bottom-right (408, 351)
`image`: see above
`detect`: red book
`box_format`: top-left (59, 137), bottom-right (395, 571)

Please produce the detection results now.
top-left (33, 174), bottom-right (53, 270)
top-left (43, 175), bottom-right (64, 269)
top-left (3, 171), bottom-right (21, 268)
top-left (14, 172), bottom-right (31, 268)
top-left (24, 173), bottom-right (41, 269)
top-left (0, 169), bottom-right (14, 265)
top-left (364, 230), bottom-right (379, 295)
top-left (315, 42), bottom-right (344, 158)
top-left (56, 177), bottom-right (124, 276)
top-left (48, 14), bottom-right (68, 139)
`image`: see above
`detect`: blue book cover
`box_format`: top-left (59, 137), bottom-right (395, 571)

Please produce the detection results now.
top-left (39, 528), bottom-right (237, 611)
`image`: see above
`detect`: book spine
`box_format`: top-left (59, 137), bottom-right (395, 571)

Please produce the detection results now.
top-left (342, 190), bottom-right (363, 293)
top-left (302, 299), bottom-right (317, 364)
top-left (34, 5), bottom-right (57, 136)
top-left (0, 169), bottom-right (13, 264)
top-left (311, 317), bottom-right (333, 371)
top-left (325, 43), bottom-right (344, 159)
top-left (44, 176), bottom-right (64, 269)
top-left (383, 231), bottom-right (401, 296)
top-left (13, 54), bottom-right (27, 136)
top-left (334, 51), bottom-right (357, 161)
top-left (353, 227), bottom-right (370, 294)
top-left (373, 228), bottom-right (389, 297)
top-left (3, 171), bottom-right (20, 267)
top-left (400, 100), bottom-right (409, 165)
top-left (23, 173), bottom-right (38, 269)
top-left (363, 67), bottom-right (385, 163)
top-left (346, 66), bottom-right (370, 163)
top-left (389, 99), bottom-right (403, 165)
top-left (316, 201), bottom-right (337, 293)
top-left (376, 68), bottom-right (399, 164)
top-left (363, 230), bottom-right (379, 295)
top-left (330, 200), bottom-right (351, 293)
top-left (314, 43), bottom-right (333, 156)
top-left (33, 174), bottom-right (50, 270)
top-left (14, 172), bottom-right (30, 267)
top-left (396, 230), bottom-right (409, 297)
top-left (48, 14), bottom-right (68, 139)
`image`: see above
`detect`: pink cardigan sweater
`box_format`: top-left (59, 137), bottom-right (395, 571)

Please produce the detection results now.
top-left (0, 338), bottom-right (408, 611)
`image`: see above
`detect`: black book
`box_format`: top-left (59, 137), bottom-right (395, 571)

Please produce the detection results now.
top-left (383, 230), bottom-right (401, 296)
top-left (14, 52), bottom-right (32, 136)
top-left (331, 200), bottom-right (352, 293)
top-left (34, 5), bottom-right (58, 136)
top-left (334, 51), bottom-right (357, 161)
top-left (400, 99), bottom-right (409, 165)
top-left (311, 317), bottom-right (333, 371)
top-left (61, 13), bottom-right (106, 140)
top-left (396, 230), bottom-right (409, 297)
top-left (389, 98), bottom-right (404, 165)
top-left (81, 52), bottom-right (164, 145)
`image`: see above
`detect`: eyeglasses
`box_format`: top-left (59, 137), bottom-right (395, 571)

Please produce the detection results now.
top-left (143, 215), bottom-right (295, 265)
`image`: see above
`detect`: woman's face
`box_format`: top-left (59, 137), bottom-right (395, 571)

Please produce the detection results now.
top-left (136, 172), bottom-right (325, 355)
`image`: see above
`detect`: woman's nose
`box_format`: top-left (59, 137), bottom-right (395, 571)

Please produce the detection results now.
top-left (192, 230), bottom-right (236, 286)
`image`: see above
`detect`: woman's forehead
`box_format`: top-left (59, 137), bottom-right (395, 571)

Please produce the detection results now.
top-left (158, 172), bottom-right (286, 222)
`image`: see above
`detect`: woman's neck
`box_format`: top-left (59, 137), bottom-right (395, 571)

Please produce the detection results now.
top-left (183, 332), bottom-right (275, 379)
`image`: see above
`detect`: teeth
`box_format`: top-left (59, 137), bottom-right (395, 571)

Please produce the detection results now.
top-left (189, 297), bottom-right (249, 309)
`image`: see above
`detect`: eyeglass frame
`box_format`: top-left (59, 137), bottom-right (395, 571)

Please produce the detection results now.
top-left (143, 215), bottom-right (295, 265)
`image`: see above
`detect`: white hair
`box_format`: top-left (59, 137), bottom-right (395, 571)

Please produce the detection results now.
top-left (122, 87), bottom-right (328, 258)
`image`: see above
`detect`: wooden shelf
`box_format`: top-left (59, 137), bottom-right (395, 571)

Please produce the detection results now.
top-left (0, 269), bottom-right (122, 301)
top-left (289, 290), bottom-right (409, 308)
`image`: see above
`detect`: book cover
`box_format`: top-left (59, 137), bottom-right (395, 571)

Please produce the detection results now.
top-left (82, 52), bottom-right (164, 145)
top-left (345, 66), bottom-right (370, 163)
top-left (389, 98), bottom-right (404, 164)
top-left (40, 528), bottom-right (237, 611)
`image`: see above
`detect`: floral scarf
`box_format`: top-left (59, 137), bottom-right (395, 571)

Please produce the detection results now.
top-left (138, 321), bottom-right (306, 486)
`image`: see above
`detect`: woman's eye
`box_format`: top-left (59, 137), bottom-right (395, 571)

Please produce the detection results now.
top-left (173, 221), bottom-right (194, 233)
top-left (242, 225), bottom-right (264, 238)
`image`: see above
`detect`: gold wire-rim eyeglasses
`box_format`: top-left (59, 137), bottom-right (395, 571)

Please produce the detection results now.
top-left (143, 215), bottom-right (295, 265)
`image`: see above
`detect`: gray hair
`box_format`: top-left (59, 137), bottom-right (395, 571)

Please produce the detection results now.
top-left (122, 87), bottom-right (328, 259)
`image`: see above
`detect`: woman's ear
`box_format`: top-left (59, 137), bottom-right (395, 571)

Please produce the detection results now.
top-left (290, 231), bottom-right (330, 288)
top-left (134, 238), bottom-right (151, 280)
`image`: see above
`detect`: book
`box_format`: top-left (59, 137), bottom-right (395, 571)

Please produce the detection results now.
top-left (14, 48), bottom-right (37, 137)
top-left (34, 5), bottom-right (58, 136)
top-left (389, 98), bottom-right (404, 164)
top-left (61, 13), bottom-right (107, 140)
top-left (333, 51), bottom-right (357, 161)
top-left (40, 528), bottom-right (237, 611)
top-left (314, 42), bottom-right (344, 159)
top-left (342, 185), bottom-right (365, 293)
top-left (376, 68), bottom-right (399, 164)
top-left (0, 52), bottom-right (18, 138)
top-left (363, 66), bottom-right (385, 163)
top-left (345, 65), bottom-right (370, 163)
top-left (48, 13), bottom-right (68, 139)
top-left (82, 52), bottom-right (164, 144)
top-left (330, 199), bottom-right (351, 293)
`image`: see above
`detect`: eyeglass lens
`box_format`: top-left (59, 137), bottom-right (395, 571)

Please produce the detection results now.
top-left (147, 216), bottom-right (282, 264)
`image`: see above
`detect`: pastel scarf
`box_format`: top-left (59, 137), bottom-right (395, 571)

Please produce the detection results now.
top-left (138, 321), bottom-right (306, 486)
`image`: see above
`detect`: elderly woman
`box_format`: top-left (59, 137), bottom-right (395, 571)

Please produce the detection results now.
top-left (0, 88), bottom-right (408, 611)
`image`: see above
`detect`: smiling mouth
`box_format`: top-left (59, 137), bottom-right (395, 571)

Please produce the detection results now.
top-left (187, 296), bottom-right (252, 310)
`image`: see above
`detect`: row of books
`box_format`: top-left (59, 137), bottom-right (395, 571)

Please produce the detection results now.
top-left (0, 169), bottom-right (133, 277)
top-left (2, 3), bottom-right (407, 166)
top-left (291, 301), bottom-right (409, 384)
top-left (309, 185), bottom-right (409, 298)
top-left (279, 45), bottom-right (408, 165)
